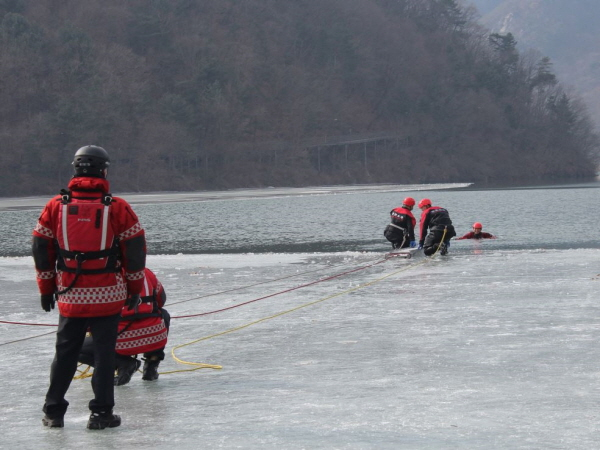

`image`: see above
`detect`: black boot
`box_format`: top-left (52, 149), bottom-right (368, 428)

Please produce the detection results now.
top-left (142, 357), bottom-right (160, 381)
top-left (87, 411), bottom-right (121, 430)
top-left (42, 415), bottom-right (64, 428)
top-left (114, 358), bottom-right (140, 386)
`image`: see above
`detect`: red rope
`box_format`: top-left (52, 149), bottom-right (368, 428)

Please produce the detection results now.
top-left (0, 320), bottom-right (57, 327)
top-left (171, 253), bottom-right (407, 319)
top-left (167, 265), bottom-right (333, 306)
top-left (0, 330), bottom-right (55, 346)
top-left (0, 252), bottom-right (410, 325)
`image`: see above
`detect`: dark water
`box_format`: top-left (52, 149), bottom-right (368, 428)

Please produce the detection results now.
top-left (1, 181), bottom-right (599, 257)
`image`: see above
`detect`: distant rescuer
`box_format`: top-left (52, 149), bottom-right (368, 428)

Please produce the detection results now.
top-left (384, 197), bottom-right (417, 249)
top-left (32, 145), bottom-right (147, 430)
top-left (417, 198), bottom-right (456, 256)
top-left (456, 222), bottom-right (496, 240)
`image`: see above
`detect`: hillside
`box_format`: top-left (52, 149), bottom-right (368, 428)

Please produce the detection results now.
top-left (482, 0), bottom-right (600, 130)
top-left (0, 0), bottom-right (597, 196)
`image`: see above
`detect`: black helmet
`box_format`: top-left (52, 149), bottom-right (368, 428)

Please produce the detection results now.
top-left (72, 145), bottom-right (110, 177)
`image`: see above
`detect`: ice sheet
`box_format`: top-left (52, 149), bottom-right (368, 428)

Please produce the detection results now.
top-left (1, 249), bottom-right (599, 449)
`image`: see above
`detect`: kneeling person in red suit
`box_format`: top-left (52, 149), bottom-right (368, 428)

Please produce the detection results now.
top-left (79, 268), bottom-right (170, 385)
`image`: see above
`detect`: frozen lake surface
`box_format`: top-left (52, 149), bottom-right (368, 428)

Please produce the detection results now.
top-left (1, 182), bottom-right (599, 449)
top-left (1, 248), bottom-right (600, 449)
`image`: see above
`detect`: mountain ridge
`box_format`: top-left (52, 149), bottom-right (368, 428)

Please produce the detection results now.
top-left (480, 0), bottom-right (600, 128)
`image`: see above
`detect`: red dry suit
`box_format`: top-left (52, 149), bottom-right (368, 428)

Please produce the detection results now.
top-left (32, 177), bottom-right (146, 317)
top-left (456, 231), bottom-right (496, 240)
top-left (115, 268), bottom-right (169, 356)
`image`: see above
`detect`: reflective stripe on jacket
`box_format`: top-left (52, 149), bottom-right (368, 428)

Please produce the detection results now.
top-left (32, 177), bottom-right (146, 317)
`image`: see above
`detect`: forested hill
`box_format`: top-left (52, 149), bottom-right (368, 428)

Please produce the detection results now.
top-left (480, 0), bottom-right (600, 134)
top-left (0, 0), bottom-right (598, 196)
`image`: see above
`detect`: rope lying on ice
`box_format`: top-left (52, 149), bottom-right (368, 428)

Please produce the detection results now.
top-left (0, 252), bottom-right (418, 350)
top-left (72, 252), bottom-right (422, 376)
top-left (171, 252), bottom-right (410, 319)
top-left (0, 252), bottom-right (389, 329)
top-left (0, 329), bottom-right (56, 347)
top-left (0, 252), bottom-right (422, 366)
top-left (170, 252), bottom-right (431, 373)
top-left (167, 263), bottom-right (354, 307)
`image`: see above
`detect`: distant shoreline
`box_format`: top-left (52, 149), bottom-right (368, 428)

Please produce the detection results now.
top-left (2, 179), bottom-right (599, 212)
top-left (0, 183), bottom-right (473, 211)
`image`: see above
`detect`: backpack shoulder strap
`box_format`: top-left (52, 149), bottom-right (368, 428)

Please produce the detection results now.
top-left (59, 189), bottom-right (72, 205)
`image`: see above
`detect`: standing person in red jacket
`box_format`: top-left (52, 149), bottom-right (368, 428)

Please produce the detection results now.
top-left (384, 197), bottom-right (417, 249)
top-left (79, 267), bottom-right (170, 386)
top-left (456, 222), bottom-right (496, 240)
top-left (32, 145), bottom-right (146, 430)
top-left (417, 198), bottom-right (456, 256)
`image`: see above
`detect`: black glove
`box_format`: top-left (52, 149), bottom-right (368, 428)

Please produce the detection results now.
top-left (125, 294), bottom-right (140, 311)
top-left (41, 294), bottom-right (55, 312)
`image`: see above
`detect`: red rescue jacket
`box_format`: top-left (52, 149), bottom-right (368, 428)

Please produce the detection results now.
top-left (32, 177), bottom-right (146, 317)
top-left (115, 268), bottom-right (168, 356)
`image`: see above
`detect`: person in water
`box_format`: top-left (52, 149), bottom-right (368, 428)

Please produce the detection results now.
top-left (456, 222), bottom-right (496, 240)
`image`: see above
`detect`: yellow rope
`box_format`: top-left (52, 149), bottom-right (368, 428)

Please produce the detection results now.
top-left (75, 250), bottom-right (443, 378)
top-left (432, 227), bottom-right (449, 256)
top-left (170, 254), bottom-right (432, 371)
top-left (73, 363), bottom-right (144, 379)
top-left (74, 364), bottom-right (93, 380)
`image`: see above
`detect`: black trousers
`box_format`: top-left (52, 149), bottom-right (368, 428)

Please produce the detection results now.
top-left (423, 226), bottom-right (456, 256)
top-left (384, 225), bottom-right (409, 249)
top-left (43, 313), bottom-right (120, 418)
